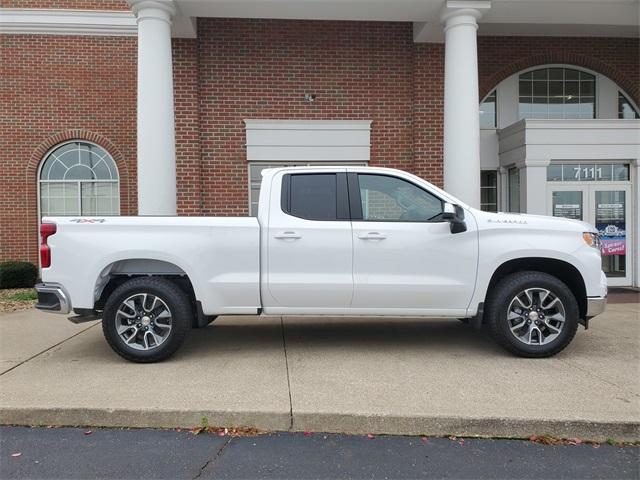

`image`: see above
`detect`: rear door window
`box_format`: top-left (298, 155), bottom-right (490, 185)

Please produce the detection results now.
top-left (285, 173), bottom-right (338, 221)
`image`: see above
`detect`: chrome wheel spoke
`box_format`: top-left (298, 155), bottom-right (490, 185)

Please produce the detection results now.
top-left (116, 309), bottom-right (135, 319)
top-left (125, 327), bottom-right (139, 344)
top-left (507, 288), bottom-right (565, 347)
top-left (115, 293), bottom-right (172, 351)
top-left (510, 319), bottom-right (526, 332)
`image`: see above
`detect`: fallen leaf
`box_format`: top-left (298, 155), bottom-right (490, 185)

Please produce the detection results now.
top-left (448, 436), bottom-right (457, 441)
top-left (84, 430), bottom-right (92, 436)
top-left (367, 434), bottom-right (375, 439)
top-left (303, 431), bottom-right (313, 437)
top-left (567, 438), bottom-right (583, 445)
top-left (11, 453), bottom-right (22, 458)
top-left (592, 444), bottom-right (601, 449)
top-left (420, 437), bottom-right (428, 443)
top-left (458, 439), bottom-right (465, 446)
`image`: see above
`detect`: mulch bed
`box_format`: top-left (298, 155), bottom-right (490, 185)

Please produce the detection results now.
top-left (0, 288), bottom-right (36, 313)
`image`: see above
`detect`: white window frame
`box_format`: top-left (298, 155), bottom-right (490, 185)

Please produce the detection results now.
top-left (37, 140), bottom-right (120, 218)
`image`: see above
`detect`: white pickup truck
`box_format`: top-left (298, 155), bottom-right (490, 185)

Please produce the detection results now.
top-left (36, 166), bottom-right (607, 362)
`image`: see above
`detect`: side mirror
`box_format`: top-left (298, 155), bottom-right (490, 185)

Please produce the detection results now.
top-left (442, 202), bottom-right (457, 221)
top-left (442, 202), bottom-right (467, 234)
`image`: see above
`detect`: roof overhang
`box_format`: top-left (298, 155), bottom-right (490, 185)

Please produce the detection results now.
top-left (1, 0), bottom-right (637, 40)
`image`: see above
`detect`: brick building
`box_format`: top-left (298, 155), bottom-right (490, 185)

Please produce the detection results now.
top-left (1, 0), bottom-right (639, 287)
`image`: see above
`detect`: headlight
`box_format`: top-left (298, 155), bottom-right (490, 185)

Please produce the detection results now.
top-left (583, 232), bottom-right (601, 250)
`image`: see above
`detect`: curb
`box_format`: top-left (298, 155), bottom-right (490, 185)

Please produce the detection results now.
top-left (2, 408), bottom-right (638, 442)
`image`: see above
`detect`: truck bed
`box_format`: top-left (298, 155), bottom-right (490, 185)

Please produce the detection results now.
top-left (41, 216), bottom-right (261, 315)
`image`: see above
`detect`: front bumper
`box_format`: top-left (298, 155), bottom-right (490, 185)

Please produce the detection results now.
top-left (35, 283), bottom-right (71, 315)
top-left (586, 296), bottom-right (607, 318)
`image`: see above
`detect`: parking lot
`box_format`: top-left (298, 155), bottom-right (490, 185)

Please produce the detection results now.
top-left (1, 298), bottom-right (638, 441)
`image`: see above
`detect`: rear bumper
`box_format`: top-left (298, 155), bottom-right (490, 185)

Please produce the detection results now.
top-left (586, 296), bottom-right (607, 318)
top-left (35, 283), bottom-right (71, 315)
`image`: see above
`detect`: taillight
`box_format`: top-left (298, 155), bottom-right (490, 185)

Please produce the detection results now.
top-left (40, 222), bottom-right (57, 268)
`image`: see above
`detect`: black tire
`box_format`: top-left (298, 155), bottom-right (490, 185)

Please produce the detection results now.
top-left (485, 271), bottom-right (579, 358)
top-left (102, 277), bottom-right (192, 363)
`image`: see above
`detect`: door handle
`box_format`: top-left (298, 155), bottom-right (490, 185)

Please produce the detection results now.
top-left (274, 231), bottom-right (302, 240)
top-left (358, 232), bottom-right (386, 240)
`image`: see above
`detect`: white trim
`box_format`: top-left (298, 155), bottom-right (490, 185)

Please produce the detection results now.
top-left (244, 119), bottom-right (372, 162)
top-left (0, 9), bottom-right (138, 36)
top-left (0, 8), bottom-right (197, 38)
top-left (244, 120), bottom-right (372, 131)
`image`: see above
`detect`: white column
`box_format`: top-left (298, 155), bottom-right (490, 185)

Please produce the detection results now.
top-left (130, 0), bottom-right (177, 215)
top-left (441, 1), bottom-right (489, 208)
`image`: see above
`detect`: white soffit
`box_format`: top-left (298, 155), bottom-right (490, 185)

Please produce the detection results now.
top-left (0, 8), bottom-right (196, 37)
top-left (244, 120), bottom-right (372, 162)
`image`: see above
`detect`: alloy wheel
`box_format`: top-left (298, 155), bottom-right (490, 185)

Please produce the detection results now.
top-left (115, 293), bottom-right (172, 351)
top-left (506, 288), bottom-right (566, 346)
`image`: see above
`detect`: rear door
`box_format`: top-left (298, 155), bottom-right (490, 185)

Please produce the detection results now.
top-left (348, 172), bottom-right (478, 315)
top-left (265, 170), bottom-right (353, 311)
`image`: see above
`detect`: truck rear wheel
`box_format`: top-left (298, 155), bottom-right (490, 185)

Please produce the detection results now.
top-left (102, 277), bottom-right (192, 363)
top-left (485, 271), bottom-right (579, 358)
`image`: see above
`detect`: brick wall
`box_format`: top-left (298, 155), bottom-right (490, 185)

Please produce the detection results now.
top-left (1, 17), bottom-right (638, 263)
top-left (478, 36), bottom-right (640, 105)
top-left (0, 35), bottom-right (136, 264)
top-left (196, 19), bottom-right (415, 216)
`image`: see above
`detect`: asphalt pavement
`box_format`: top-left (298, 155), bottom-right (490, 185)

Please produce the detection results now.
top-left (1, 427), bottom-right (638, 480)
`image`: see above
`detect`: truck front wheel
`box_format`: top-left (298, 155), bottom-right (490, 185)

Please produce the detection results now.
top-left (102, 277), bottom-right (192, 363)
top-left (485, 271), bottom-right (579, 358)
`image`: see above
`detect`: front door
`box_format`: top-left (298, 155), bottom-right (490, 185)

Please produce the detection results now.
top-left (548, 183), bottom-right (633, 286)
top-left (349, 172), bottom-right (478, 315)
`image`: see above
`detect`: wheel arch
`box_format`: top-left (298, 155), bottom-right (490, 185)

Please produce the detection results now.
top-left (93, 258), bottom-right (201, 327)
top-left (486, 257), bottom-right (588, 319)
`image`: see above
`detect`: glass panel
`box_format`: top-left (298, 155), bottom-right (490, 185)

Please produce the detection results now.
top-left (552, 191), bottom-right (583, 220)
top-left (613, 164), bottom-right (630, 181)
top-left (92, 161), bottom-right (112, 180)
top-left (508, 168), bottom-right (520, 213)
top-left (480, 170), bottom-right (498, 212)
top-left (596, 164), bottom-right (613, 181)
top-left (580, 164), bottom-right (596, 181)
top-left (66, 164), bottom-right (95, 180)
top-left (548, 68), bottom-right (564, 80)
top-left (532, 69), bottom-right (547, 80)
top-left (479, 91), bottom-right (496, 129)
top-left (564, 69), bottom-right (580, 80)
top-left (564, 81), bottom-right (579, 97)
top-left (618, 92), bottom-right (640, 119)
top-left (358, 174), bottom-right (443, 222)
top-left (580, 81), bottom-right (594, 96)
top-left (519, 80), bottom-right (532, 97)
top-left (548, 81), bottom-right (563, 97)
top-left (596, 191), bottom-right (626, 277)
top-left (533, 81), bottom-right (548, 96)
top-left (289, 174), bottom-right (337, 221)
top-left (547, 164), bottom-right (563, 181)
top-left (563, 164), bottom-right (582, 181)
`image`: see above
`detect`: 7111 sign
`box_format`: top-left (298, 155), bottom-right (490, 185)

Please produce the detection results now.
top-left (573, 166), bottom-right (601, 180)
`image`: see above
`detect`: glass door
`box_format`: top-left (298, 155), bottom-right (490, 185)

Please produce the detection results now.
top-left (547, 184), bottom-right (633, 286)
top-left (591, 186), bottom-right (631, 286)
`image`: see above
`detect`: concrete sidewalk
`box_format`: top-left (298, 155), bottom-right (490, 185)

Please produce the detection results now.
top-left (1, 304), bottom-right (639, 441)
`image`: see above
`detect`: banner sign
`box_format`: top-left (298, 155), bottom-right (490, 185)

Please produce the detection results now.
top-left (597, 220), bottom-right (626, 256)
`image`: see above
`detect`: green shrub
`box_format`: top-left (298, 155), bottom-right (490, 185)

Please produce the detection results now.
top-left (0, 261), bottom-right (38, 289)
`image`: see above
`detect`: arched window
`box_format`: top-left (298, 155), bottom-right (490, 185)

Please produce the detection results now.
top-left (518, 67), bottom-right (595, 120)
top-left (618, 92), bottom-right (640, 119)
top-left (39, 141), bottom-right (120, 216)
